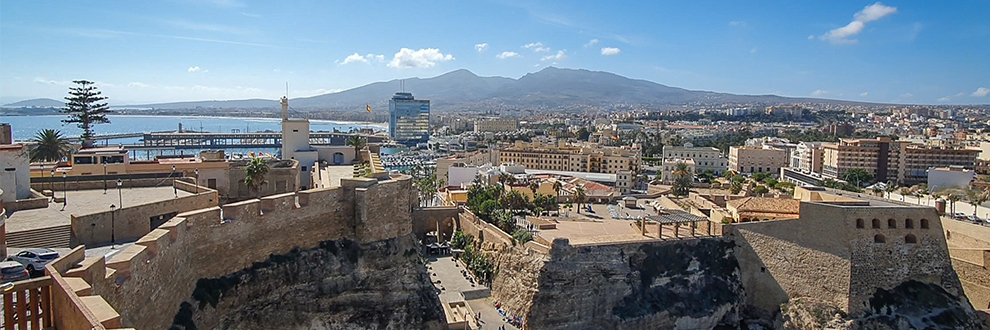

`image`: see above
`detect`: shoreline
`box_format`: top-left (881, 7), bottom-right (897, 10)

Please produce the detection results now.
top-left (2, 113), bottom-right (387, 127)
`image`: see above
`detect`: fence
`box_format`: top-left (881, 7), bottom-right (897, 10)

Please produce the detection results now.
top-left (1, 277), bottom-right (52, 330)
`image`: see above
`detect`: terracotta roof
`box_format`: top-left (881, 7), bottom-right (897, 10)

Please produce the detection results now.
top-left (726, 197), bottom-right (800, 214)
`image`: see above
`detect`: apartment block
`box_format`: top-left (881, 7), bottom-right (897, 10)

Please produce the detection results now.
top-left (662, 145), bottom-right (728, 175)
top-left (474, 118), bottom-right (519, 133)
top-left (497, 141), bottom-right (640, 193)
top-left (789, 142), bottom-right (825, 174)
top-left (821, 137), bottom-right (979, 186)
top-left (729, 146), bottom-right (788, 175)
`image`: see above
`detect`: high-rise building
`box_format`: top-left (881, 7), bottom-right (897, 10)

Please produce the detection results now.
top-left (821, 137), bottom-right (980, 186)
top-left (388, 92), bottom-right (430, 146)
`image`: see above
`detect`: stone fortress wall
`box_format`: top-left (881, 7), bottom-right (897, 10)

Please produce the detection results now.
top-left (943, 218), bottom-right (990, 311)
top-left (46, 175), bottom-right (416, 329)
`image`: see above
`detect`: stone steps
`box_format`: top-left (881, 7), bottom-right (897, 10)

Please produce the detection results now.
top-left (6, 225), bottom-right (72, 248)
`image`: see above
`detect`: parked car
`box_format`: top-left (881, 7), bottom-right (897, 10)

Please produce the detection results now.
top-left (953, 212), bottom-right (967, 219)
top-left (0, 261), bottom-right (31, 283)
top-left (7, 248), bottom-right (60, 274)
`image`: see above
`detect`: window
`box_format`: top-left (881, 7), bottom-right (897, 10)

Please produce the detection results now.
top-left (920, 219), bottom-right (929, 229)
top-left (905, 219), bottom-right (914, 229)
top-left (856, 219), bottom-right (864, 228)
top-left (872, 219), bottom-right (881, 229)
top-left (874, 234), bottom-right (886, 243)
top-left (888, 219), bottom-right (896, 229)
top-left (905, 234), bottom-right (917, 244)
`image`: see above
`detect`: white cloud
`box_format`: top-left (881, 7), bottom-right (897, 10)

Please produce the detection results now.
top-left (812, 90), bottom-right (828, 96)
top-left (188, 66), bottom-right (203, 72)
top-left (541, 50), bottom-right (567, 61)
top-left (750, 48), bottom-right (758, 54)
top-left (973, 87), bottom-right (990, 97)
top-left (33, 78), bottom-right (72, 86)
top-left (600, 47), bottom-right (621, 56)
top-left (901, 93), bottom-right (913, 98)
top-left (820, 2), bottom-right (897, 44)
top-left (496, 51), bottom-right (521, 59)
top-left (339, 53), bottom-right (385, 65)
top-left (860, 92), bottom-right (869, 97)
top-left (584, 39), bottom-right (599, 47)
top-left (475, 43), bottom-right (488, 52)
top-left (938, 96), bottom-right (952, 102)
top-left (729, 21), bottom-right (747, 27)
top-left (387, 48), bottom-right (454, 68)
top-left (128, 82), bottom-right (153, 88)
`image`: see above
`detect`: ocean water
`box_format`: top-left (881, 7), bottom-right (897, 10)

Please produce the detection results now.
top-left (0, 115), bottom-right (387, 143)
top-left (0, 115), bottom-right (390, 160)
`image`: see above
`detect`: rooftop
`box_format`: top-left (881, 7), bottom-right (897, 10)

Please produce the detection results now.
top-left (5, 187), bottom-right (193, 233)
top-left (727, 197), bottom-right (801, 214)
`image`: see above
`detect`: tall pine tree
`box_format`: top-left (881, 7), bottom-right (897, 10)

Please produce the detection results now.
top-left (62, 80), bottom-right (111, 148)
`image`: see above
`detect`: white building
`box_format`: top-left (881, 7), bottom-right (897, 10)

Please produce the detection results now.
top-left (927, 166), bottom-right (974, 192)
top-left (660, 158), bottom-right (696, 184)
top-left (279, 96), bottom-right (358, 190)
top-left (0, 144), bottom-right (31, 202)
top-left (447, 163), bottom-right (479, 188)
top-left (474, 118), bottom-right (518, 133)
top-left (662, 145), bottom-right (727, 175)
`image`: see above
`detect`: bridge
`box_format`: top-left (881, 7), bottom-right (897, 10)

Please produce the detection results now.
top-left (81, 131), bottom-right (386, 150)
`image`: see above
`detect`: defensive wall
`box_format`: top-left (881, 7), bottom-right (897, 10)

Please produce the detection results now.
top-left (725, 201), bottom-right (961, 316)
top-left (944, 218), bottom-right (990, 311)
top-left (42, 175), bottom-right (416, 329)
top-left (70, 180), bottom-right (218, 247)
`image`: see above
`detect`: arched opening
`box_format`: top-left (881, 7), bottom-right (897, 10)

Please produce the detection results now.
top-left (920, 219), bottom-right (929, 229)
top-left (905, 234), bottom-right (917, 244)
top-left (872, 219), bottom-right (881, 229)
top-left (856, 219), bottom-right (864, 228)
top-left (332, 152), bottom-right (345, 165)
top-left (905, 219), bottom-right (914, 229)
top-left (888, 219), bottom-right (897, 229)
top-left (874, 234), bottom-right (886, 243)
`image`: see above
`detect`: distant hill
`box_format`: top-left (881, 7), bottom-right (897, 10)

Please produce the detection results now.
top-left (2, 98), bottom-right (64, 108)
top-left (10, 67), bottom-right (880, 111)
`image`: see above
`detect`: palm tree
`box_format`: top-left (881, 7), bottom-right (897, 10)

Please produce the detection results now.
top-left (29, 129), bottom-right (71, 162)
top-left (671, 162), bottom-right (692, 197)
top-left (552, 180), bottom-right (563, 215)
top-left (947, 194), bottom-right (961, 215)
top-left (345, 135), bottom-right (366, 162)
top-left (528, 180), bottom-right (540, 195)
top-left (966, 189), bottom-right (989, 217)
top-left (244, 157), bottom-right (270, 199)
top-left (575, 186), bottom-right (587, 214)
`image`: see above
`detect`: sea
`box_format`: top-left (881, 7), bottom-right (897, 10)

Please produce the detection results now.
top-left (0, 115), bottom-right (400, 159)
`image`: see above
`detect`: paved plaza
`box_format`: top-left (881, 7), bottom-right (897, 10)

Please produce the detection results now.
top-left (5, 186), bottom-right (192, 232)
top-left (528, 198), bottom-right (709, 246)
top-left (316, 165), bottom-right (354, 188)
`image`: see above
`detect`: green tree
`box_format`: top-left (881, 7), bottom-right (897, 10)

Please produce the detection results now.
top-left (697, 169), bottom-right (716, 184)
top-left (62, 80), bottom-right (111, 148)
top-left (671, 162), bottom-right (693, 197)
top-left (345, 135), bottom-right (367, 161)
top-left (967, 189), bottom-right (988, 217)
top-left (29, 129), bottom-right (72, 162)
top-left (528, 180), bottom-right (540, 195)
top-left (244, 157), bottom-right (270, 199)
top-left (947, 194), bottom-right (961, 215)
top-left (512, 229), bottom-right (533, 245)
top-left (552, 180), bottom-right (563, 215)
top-left (730, 180), bottom-right (743, 194)
top-left (753, 185), bottom-right (770, 196)
top-left (841, 169), bottom-right (874, 188)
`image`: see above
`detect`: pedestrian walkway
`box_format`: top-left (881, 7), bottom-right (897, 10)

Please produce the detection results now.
top-left (427, 256), bottom-right (520, 330)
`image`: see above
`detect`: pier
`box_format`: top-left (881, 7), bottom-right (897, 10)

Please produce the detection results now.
top-left (82, 131), bottom-right (385, 150)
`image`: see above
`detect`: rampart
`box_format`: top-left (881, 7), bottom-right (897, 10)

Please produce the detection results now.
top-left (70, 180), bottom-right (218, 246)
top-left (944, 219), bottom-right (990, 311)
top-left (44, 175), bottom-right (415, 329)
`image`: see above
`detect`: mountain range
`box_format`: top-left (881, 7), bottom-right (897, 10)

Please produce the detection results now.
top-left (3, 67), bottom-right (875, 111)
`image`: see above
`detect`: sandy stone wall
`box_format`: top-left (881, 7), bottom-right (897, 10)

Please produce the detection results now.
top-left (70, 185), bottom-right (217, 246)
top-left (412, 206), bottom-right (459, 240)
top-left (61, 176), bottom-right (415, 329)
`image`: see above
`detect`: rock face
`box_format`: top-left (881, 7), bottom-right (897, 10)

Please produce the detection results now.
top-left (524, 239), bottom-right (743, 330)
top-left (782, 281), bottom-right (985, 330)
top-left (168, 234), bottom-right (445, 330)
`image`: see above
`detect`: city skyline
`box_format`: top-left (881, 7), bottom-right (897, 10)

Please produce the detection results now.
top-left (1, 1), bottom-right (988, 105)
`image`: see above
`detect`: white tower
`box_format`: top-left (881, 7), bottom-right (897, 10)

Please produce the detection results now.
top-left (279, 96), bottom-right (317, 189)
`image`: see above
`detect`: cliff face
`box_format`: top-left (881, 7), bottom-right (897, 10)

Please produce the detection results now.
top-left (525, 239), bottom-right (743, 330)
top-left (169, 234), bottom-right (445, 330)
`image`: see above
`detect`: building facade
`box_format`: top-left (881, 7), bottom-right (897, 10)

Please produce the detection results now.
top-left (474, 118), bottom-right (518, 133)
top-left (789, 142), bottom-right (825, 174)
top-left (728, 146), bottom-right (788, 175)
top-left (388, 92), bottom-right (430, 146)
top-left (822, 138), bottom-right (979, 186)
top-left (498, 141), bottom-right (640, 193)
top-left (660, 158), bottom-right (696, 184)
top-left (662, 145), bottom-right (727, 175)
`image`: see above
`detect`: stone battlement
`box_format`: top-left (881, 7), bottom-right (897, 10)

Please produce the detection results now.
top-left (47, 175), bottom-right (417, 329)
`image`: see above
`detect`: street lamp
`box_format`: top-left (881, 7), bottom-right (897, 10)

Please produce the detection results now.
top-left (109, 204), bottom-right (116, 248)
top-left (116, 179), bottom-right (123, 208)
top-left (49, 169), bottom-right (55, 202)
top-left (172, 165), bottom-right (177, 197)
top-left (61, 172), bottom-right (67, 211)
top-left (195, 168), bottom-right (199, 194)
top-left (103, 163), bottom-right (108, 194)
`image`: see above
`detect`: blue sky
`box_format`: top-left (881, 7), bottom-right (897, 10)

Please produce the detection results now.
top-left (1, 0), bottom-right (988, 105)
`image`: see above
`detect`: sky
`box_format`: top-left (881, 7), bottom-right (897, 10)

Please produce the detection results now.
top-left (1, 0), bottom-right (988, 105)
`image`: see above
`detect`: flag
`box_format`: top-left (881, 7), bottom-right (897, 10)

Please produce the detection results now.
top-left (366, 104), bottom-right (371, 112)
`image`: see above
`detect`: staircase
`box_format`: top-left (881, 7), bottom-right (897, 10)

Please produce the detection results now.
top-left (6, 225), bottom-right (73, 248)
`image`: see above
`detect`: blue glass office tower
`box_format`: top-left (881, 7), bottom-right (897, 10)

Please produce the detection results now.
top-left (388, 92), bottom-right (430, 146)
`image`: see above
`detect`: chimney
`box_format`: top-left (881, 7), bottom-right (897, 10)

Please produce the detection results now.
top-left (280, 96), bottom-right (289, 121)
top-left (0, 123), bottom-right (11, 144)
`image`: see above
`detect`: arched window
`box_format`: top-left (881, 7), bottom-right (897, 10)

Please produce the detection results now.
top-left (874, 234), bottom-right (886, 243)
top-left (905, 234), bottom-right (917, 244)
top-left (920, 219), bottom-right (929, 229)
top-left (872, 219), bottom-right (881, 229)
top-left (888, 219), bottom-right (897, 229)
top-left (856, 219), bottom-right (864, 228)
top-left (905, 219), bottom-right (914, 229)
